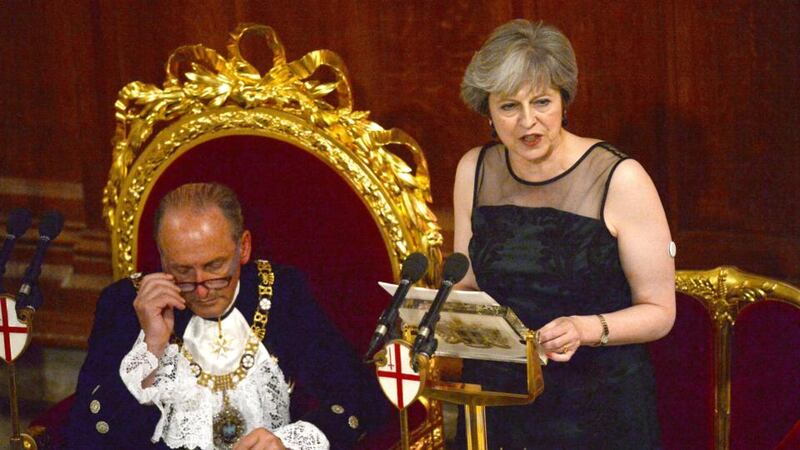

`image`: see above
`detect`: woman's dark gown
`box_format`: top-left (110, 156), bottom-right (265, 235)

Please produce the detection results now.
top-left (457, 142), bottom-right (661, 449)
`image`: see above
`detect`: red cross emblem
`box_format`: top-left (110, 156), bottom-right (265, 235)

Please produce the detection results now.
top-left (0, 295), bottom-right (31, 363)
top-left (376, 341), bottom-right (423, 410)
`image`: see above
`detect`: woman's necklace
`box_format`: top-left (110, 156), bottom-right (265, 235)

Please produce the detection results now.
top-left (176, 260), bottom-right (275, 449)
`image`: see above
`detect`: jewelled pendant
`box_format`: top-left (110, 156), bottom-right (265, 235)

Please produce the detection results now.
top-left (213, 398), bottom-right (245, 449)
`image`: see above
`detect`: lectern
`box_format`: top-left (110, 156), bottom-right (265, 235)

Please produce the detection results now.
top-left (374, 286), bottom-right (545, 449)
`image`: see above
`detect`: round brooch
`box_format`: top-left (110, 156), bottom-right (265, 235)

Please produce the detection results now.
top-left (240, 353), bottom-right (255, 369)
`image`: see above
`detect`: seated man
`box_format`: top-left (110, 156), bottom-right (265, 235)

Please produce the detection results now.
top-left (66, 183), bottom-right (391, 450)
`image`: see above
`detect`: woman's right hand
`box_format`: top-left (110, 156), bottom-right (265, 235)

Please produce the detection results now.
top-left (132, 273), bottom-right (186, 357)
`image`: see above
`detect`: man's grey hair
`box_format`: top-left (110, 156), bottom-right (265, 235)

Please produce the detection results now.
top-left (154, 182), bottom-right (244, 244)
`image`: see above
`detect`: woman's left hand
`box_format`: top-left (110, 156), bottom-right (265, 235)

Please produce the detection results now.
top-left (537, 316), bottom-right (584, 362)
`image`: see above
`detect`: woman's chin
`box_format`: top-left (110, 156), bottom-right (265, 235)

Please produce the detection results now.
top-left (508, 141), bottom-right (552, 163)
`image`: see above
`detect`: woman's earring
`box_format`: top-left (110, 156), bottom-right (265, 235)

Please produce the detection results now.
top-left (489, 119), bottom-right (498, 139)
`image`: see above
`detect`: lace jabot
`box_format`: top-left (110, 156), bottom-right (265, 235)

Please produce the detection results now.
top-left (120, 302), bottom-right (329, 450)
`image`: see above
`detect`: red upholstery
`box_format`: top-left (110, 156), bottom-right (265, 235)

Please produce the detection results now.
top-left (137, 134), bottom-right (406, 448)
top-left (29, 135), bottom-right (415, 449)
top-left (138, 135), bottom-right (394, 355)
top-left (25, 136), bottom-right (424, 450)
top-left (777, 420), bottom-right (800, 449)
top-left (650, 292), bottom-right (800, 450)
top-left (730, 301), bottom-right (800, 449)
top-left (649, 293), bottom-right (715, 450)
top-left (28, 394), bottom-right (75, 448)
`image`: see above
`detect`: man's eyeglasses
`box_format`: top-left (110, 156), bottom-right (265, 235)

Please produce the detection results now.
top-left (175, 276), bottom-right (233, 293)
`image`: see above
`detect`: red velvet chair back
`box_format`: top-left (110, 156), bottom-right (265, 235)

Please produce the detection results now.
top-left (650, 267), bottom-right (800, 449)
top-left (730, 301), bottom-right (800, 449)
top-left (137, 135), bottom-right (392, 352)
top-left (649, 292), bottom-right (715, 449)
top-left (97, 23), bottom-right (446, 449)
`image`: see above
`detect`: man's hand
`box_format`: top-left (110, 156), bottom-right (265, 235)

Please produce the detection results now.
top-left (234, 428), bottom-right (286, 450)
top-left (132, 273), bottom-right (185, 358)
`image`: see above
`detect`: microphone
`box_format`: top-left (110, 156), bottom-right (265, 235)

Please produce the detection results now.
top-left (363, 252), bottom-right (428, 360)
top-left (16, 210), bottom-right (64, 322)
top-left (410, 252), bottom-right (469, 369)
top-left (0, 208), bottom-right (33, 292)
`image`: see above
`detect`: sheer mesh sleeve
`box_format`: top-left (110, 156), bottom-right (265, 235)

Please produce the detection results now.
top-left (473, 142), bottom-right (628, 222)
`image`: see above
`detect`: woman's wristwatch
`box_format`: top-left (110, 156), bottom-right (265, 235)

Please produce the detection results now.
top-left (597, 314), bottom-right (609, 346)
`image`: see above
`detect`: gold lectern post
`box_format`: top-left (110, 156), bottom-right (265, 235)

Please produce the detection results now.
top-left (411, 330), bottom-right (544, 450)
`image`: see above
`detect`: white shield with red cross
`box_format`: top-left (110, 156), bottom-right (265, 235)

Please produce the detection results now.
top-left (0, 295), bottom-right (32, 363)
top-left (375, 340), bottom-right (424, 410)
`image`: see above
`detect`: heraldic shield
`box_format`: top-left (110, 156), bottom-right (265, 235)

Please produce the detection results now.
top-left (376, 340), bottom-right (425, 411)
top-left (0, 295), bottom-right (32, 363)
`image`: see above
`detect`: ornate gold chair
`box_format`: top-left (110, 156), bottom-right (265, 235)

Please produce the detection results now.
top-left (31, 24), bottom-right (446, 449)
top-left (649, 267), bottom-right (800, 449)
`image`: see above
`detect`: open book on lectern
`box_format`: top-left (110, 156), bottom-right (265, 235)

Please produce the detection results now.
top-left (378, 282), bottom-right (547, 365)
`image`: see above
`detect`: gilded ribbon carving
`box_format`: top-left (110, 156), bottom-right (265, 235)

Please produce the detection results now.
top-left (102, 23), bottom-right (443, 283)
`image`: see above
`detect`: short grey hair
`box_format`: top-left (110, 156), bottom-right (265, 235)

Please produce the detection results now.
top-left (154, 182), bottom-right (244, 244)
top-left (461, 19), bottom-right (578, 116)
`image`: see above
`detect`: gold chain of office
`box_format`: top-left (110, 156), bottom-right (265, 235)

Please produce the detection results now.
top-left (177, 259), bottom-right (275, 393)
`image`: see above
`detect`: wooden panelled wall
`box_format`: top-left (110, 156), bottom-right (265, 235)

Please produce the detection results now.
top-left (1, 1), bottom-right (798, 347)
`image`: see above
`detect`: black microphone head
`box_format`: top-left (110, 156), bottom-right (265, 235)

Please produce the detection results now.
top-left (7, 208), bottom-right (32, 238)
top-left (39, 210), bottom-right (65, 240)
top-left (400, 252), bottom-right (428, 282)
top-left (442, 252), bottom-right (469, 283)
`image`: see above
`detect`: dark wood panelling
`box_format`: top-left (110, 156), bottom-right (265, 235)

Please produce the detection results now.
top-left (0, 1), bottom-right (798, 347)
top-left (0, 2), bottom-right (88, 183)
top-left (667, 1), bottom-right (800, 280)
top-left (527, 1), bottom-right (671, 191)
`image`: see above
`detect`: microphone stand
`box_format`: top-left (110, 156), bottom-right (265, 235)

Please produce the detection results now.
top-left (2, 291), bottom-right (38, 450)
top-left (1, 208), bottom-right (42, 449)
top-left (8, 360), bottom-right (37, 450)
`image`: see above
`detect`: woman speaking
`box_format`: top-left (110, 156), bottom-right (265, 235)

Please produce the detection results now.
top-left (452, 19), bottom-right (675, 448)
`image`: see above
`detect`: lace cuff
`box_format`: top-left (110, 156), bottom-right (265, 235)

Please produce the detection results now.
top-left (273, 420), bottom-right (330, 450)
top-left (119, 331), bottom-right (184, 405)
top-left (119, 331), bottom-right (162, 404)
